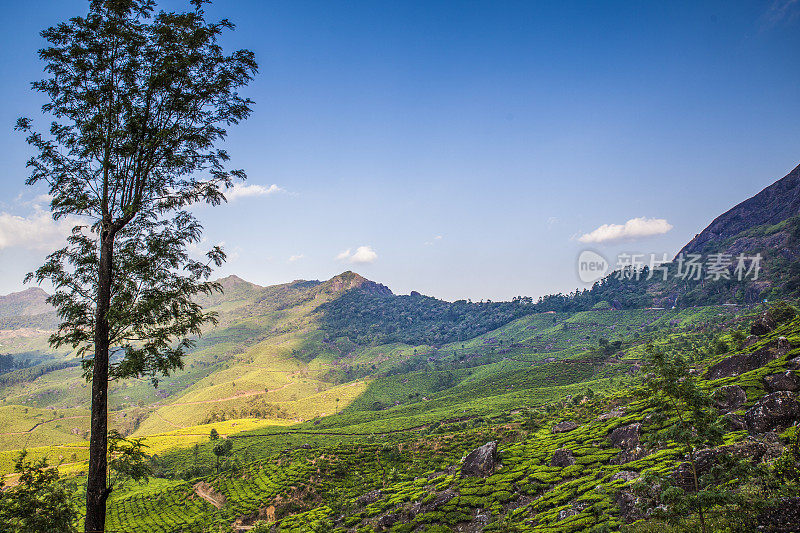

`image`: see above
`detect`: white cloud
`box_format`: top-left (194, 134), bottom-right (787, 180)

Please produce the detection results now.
top-left (0, 210), bottom-right (76, 251)
top-left (288, 254), bottom-right (304, 263)
top-left (424, 235), bottom-right (443, 246)
top-left (578, 217), bottom-right (673, 244)
top-left (336, 245), bottom-right (378, 264)
top-left (226, 183), bottom-right (284, 201)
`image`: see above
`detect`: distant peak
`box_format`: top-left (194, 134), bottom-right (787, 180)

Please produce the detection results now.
top-left (324, 271), bottom-right (393, 296)
top-left (218, 274), bottom-right (245, 283)
top-left (214, 274), bottom-right (263, 290)
top-left (0, 286), bottom-right (49, 300)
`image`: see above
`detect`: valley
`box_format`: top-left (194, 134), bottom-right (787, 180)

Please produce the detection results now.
top-left (1, 169), bottom-right (799, 532)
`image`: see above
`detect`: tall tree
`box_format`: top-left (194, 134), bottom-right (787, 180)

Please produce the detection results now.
top-left (636, 344), bottom-right (727, 533)
top-left (16, 1), bottom-right (257, 531)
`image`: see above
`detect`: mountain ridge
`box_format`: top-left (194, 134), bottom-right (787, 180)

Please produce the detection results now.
top-left (679, 162), bottom-right (800, 256)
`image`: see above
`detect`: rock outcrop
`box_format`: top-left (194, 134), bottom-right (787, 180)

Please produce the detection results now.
top-left (552, 420), bottom-right (579, 434)
top-left (706, 339), bottom-right (791, 380)
top-left (460, 442), bottom-right (497, 477)
top-left (711, 384), bottom-right (747, 412)
top-left (672, 437), bottom-right (783, 492)
top-left (757, 496), bottom-right (800, 532)
top-left (744, 391), bottom-right (800, 433)
top-left (608, 423), bottom-right (645, 465)
top-left (750, 312), bottom-right (777, 336)
top-left (763, 370), bottom-right (800, 392)
top-left (679, 162), bottom-right (800, 256)
top-left (611, 470), bottom-right (639, 482)
top-left (550, 448), bottom-right (575, 467)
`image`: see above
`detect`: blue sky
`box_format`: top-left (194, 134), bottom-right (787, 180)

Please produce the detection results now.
top-left (1, 0), bottom-right (800, 301)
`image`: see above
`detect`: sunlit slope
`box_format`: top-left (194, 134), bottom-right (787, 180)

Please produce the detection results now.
top-left (132, 273), bottom-right (383, 433)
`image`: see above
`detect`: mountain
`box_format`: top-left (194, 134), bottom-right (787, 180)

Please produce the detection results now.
top-left (534, 162), bottom-right (800, 310)
top-left (0, 287), bottom-right (52, 318)
top-left (680, 162), bottom-right (800, 255)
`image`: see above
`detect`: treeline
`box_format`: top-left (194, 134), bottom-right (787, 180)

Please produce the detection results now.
top-left (0, 354), bottom-right (31, 374)
top-left (317, 278), bottom-right (654, 346)
top-left (317, 290), bottom-right (536, 345)
top-left (0, 360), bottom-right (81, 387)
top-left (201, 398), bottom-right (291, 424)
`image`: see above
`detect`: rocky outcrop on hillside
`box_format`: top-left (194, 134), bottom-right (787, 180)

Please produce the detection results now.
top-left (551, 420), bottom-right (579, 434)
top-left (460, 441), bottom-right (497, 477)
top-left (712, 384), bottom-right (747, 412)
top-left (706, 338), bottom-right (791, 379)
top-left (321, 271), bottom-right (393, 297)
top-left (744, 391), bottom-right (800, 433)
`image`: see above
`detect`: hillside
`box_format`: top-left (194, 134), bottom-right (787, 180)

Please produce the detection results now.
top-left (91, 304), bottom-right (800, 532)
top-left (533, 164), bottom-right (800, 312)
top-left (0, 165), bottom-right (799, 531)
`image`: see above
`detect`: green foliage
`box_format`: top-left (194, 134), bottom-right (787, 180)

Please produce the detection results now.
top-left (766, 301), bottom-right (797, 326)
top-left (635, 345), bottom-right (732, 533)
top-left (318, 290), bottom-right (537, 345)
top-left (774, 428), bottom-right (800, 485)
top-left (18, 1), bottom-right (258, 529)
top-left (712, 338), bottom-right (728, 355)
top-left (0, 451), bottom-right (77, 532)
top-left (18, 0), bottom-right (258, 385)
top-left (108, 430), bottom-right (151, 490)
top-left (212, 439), bottom-right (233, 472)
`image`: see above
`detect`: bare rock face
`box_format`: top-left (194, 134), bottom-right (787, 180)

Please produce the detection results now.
top-left (550, 448), bottom-right (575, 467)
top-left (460, 441), bottom-right (497, 477)
top-left (552, 420), bottom-right (579, 434)
top-left (409, 489), bottom-right (458, 518)
top-left (608, 423), bottom-right (641, 449)
top-left (724, 413), bottom-right (748, 431)
top-left (608, 423), bottom-right (646, 465)
top-left (614, 490), bottom-right (639, 523)
top-left (598, 408), bottom-right (626, 421)
top-left (712, 385), bottom-right (747, 412)
top-left (750, 312), bottom-right (777, 336)
top-left (377, 512), bottom-right (400, 528)
top-left (744, 335), bottom-right (760, 348)
top-left (706, 339), bottom-right (791, 380)
top-left (744, 391), bottom-right (800, 433)
top-left (763, 370), bottom-right (800, 392)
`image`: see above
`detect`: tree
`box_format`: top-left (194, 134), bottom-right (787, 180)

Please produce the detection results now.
top-left (0, 451), bottom-right (78, 532)
top-left (16, 2), bottom-right (257, 531)
top-left (108, 430), bottom-right (151, 490)
top-left (209, 428), bottom-right (219, 440)
top-left (635, 344), bottom-right (728, 533)
top-left (212, 438), bottom-right (233, 472)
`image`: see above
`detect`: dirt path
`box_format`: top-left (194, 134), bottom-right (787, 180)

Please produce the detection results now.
top-left (165, 390), bottom-right (265, 407)
top-left (158, 378), bottom-right (308, 409)
top-left (155, 412), bottom-right (185, 429)
top-left (193, 481), bottom-right (226, 509)
top-left (0, 415), bottom-right (88, 437)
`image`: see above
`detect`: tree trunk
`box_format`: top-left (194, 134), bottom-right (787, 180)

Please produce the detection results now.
top-left (688, 448), bottom-right (707, 533)
top-left (85, 234), bottom-right (114, 533)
